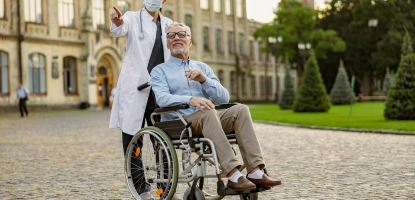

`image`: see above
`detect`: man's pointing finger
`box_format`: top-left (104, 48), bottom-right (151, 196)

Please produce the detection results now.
top-left (113, 7), bottom-right (122, 17)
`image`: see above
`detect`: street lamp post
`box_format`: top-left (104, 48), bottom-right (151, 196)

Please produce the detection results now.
top-left (268, 36), bottom-right (283, 104)
top-left (298, 42), bottom-right (311, 69)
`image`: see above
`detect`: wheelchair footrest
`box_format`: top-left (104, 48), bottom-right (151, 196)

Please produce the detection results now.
top-left (223, 186), bottom-right (271, 195)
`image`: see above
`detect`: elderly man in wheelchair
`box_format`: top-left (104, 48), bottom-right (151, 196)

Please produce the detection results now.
top-left (125, 22), bottom-right (281, 200)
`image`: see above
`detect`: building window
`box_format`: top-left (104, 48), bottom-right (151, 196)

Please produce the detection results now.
top-left (185, 15), bottom-right (193, 35)
top-left (231, 71), bottom-right (236, 94)
top-left (93, 0), bottom-right (105, 30)
top-left (250, 75), bottom-right (256, 95)
top-left (236, 0), bottom-right (243, 18)
top-left (0, 0), bottom-right (5, 19)
top-left (241, 72), bottom-right (246, 95)
top-left (228, 31), bottom-right (234, 54)
top-left (260, 76), bottom-right (264, 95)
top-left (225, 0), bottom-right (232, 15)
top-left (58, 0), bottom-right (74, 27)
top-left (239, 33), bottom-right (244, 55)
top-left (0, 51), bottom-right (8, 94)
top-left (216, 29), bottom-right (222, 53)
top-left (214, 0), bottom-right (221, 13)
top-left (29, 53), bottom-right (46, 94)
top-left (63, 56), bottom-right (77, 94)
top-left (165, 10), bottom-right (173, 20)
top-left (268, 76), bottom-right (272, 95)
top-left (203, 27), bottom-right (210, 51)
top-left (249, 40), bottom-right (253, 58)
top-left (200, 0), bottom-right (209, 10)
top-left (218, 70), bottom-right (224, 85)
top-left (258, 43), bottom-right (262, 60)
top-left (24, 0), bottom-right (43, 23)
top-left (117, 1), bottom-right (130, 14)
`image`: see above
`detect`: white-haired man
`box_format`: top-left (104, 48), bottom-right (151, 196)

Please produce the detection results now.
top-left (150, 22), bottom-right (282, 191)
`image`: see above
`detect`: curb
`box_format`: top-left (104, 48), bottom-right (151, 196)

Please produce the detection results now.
top-left (254, 120), bottom-right (415, 136)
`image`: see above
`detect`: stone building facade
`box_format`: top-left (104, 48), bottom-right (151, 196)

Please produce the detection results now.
top-left (0, 0), bottom-right (296, 110)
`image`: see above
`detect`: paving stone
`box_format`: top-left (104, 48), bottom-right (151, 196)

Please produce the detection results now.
top-left (1, 110), bottom-right (414, 199)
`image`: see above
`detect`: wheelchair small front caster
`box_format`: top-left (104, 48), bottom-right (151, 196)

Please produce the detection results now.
top-left (183, 187), bottom-right (205, 200)
top-left (240, 193), bottom-right (258, 200)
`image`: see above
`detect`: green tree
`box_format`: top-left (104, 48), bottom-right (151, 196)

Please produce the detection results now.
top-left (279, 58), bottom-right (296, 109)
top-left (384, 32), bottom-right (415, 120)
top-left (293, 53), bottom-right (330, 112)
top-left (254, 0), bottom-right (345, 86)
top-left (330, 60), bottom-right (352, 105)
top-left (380, 68), bottom-right (393, 96)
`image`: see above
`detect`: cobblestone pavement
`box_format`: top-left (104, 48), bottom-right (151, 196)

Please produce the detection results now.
top-left (1, 110), bottom-right (414, 199)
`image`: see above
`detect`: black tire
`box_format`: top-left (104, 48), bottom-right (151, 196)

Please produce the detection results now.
top-left (125, 127), bottom-right (178, 200)
top-left (240, 193), bottom-right (258, 200)
top-left (183, 187), bottom-right (206, 200)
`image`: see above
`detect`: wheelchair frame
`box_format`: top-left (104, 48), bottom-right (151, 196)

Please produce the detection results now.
top-left (125, 83), bottom-right (271, 200)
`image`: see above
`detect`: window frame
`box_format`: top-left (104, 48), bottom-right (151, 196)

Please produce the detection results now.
top-left (58, 0), bottom-right (75, 27)
top-left (218, 70), bottom-right (224, 85)
top-left (0, 51), bottom-right (9, 95)
top-left (213, 0), bottom-right (221, 13)
top-left (165, 10), bottom-right (173, 20)
top-left (63, 56), bottom-right (78, 95)
top-left (92, 0), bottom-right (106, 30)
top-left (260, 76), bottom-right (264, 95)
top-left (24, 0), bottom-right (43, 23)
top-left (0, 0), bottom-right (5, 19)
top-left (200, 0), bottom-right (209, 10)
top-left (185, 14), bottom-right (193, 37)
top-left (203, 27), bottom-right (210, 52)
top-left (117, 0), bottom-right (130, 14)
top-left (267, 76), bottom-right (272, 96)
top-left (236, 0), bottom-right (243, 18)
top-left (239, 33), bottom-right (244, 55)
top-left (28, 53), bottom-right (47, 95)
top-left (250, 75), bottom-right (256, 96)
top-left (225, 0), bottom-right (233, 15)
top-left (230, 71), bottom-right (236, 94)
top-left (228, 31), bottom-right (234, 54)
top-left (216, 29), bottom-right (222, 53)
top-left (241, 72), bottom-right (246, 95)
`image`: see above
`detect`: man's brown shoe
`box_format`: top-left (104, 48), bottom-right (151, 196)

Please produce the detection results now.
top-left (227, 176), bottom-right (257, 191)
top-left (247, 174), bottom-right (282, 187)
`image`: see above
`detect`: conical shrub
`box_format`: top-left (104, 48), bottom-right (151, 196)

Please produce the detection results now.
top-left (293, 53), bottom-right (330, 112)
top-left (381, 68), bottom-right (393, 96)
top-left (330, 60), bottom-right (352, 105)
top-left (279, 59), bottom-right (296, 109)
top-left (384, 32), bottom-right (415, 120)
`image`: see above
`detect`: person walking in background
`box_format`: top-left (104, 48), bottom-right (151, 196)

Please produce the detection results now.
top-left (16, 83), bottom-right (29, 117)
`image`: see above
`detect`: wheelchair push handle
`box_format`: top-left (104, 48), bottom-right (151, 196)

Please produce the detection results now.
top-left (137, 82), bottom-right (150, 91)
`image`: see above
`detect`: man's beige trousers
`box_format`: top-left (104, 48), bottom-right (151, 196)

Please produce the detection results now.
top-left (183, 104), bottom-right (265, 175)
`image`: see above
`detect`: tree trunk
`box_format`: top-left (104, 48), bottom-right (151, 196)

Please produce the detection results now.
top-left (359, 70), bottom-right (372, 96)
top-left (296, 55), bottom-right (303, 87)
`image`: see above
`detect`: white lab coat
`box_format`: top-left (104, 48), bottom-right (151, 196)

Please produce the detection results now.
top-left (109, 10), bottom-right (172, 135)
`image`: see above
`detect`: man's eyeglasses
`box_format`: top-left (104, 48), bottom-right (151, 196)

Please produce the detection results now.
top-left (166, 31), bottom-right (189, 39)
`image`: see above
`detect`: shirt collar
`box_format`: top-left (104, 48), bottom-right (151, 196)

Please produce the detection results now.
top-left (168, 56), bottom-right (191, 66)
top-left (142, 8), bottom-right (155, 21)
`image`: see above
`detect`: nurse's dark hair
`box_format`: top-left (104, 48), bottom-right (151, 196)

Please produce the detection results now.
top-left (166, 22), bottom-right (192, 37)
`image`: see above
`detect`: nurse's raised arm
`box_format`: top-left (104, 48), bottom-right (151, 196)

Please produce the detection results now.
top-left (110, 6), bottom-right (130, 37)
top-left (111, 7), bottom-right (124, 27)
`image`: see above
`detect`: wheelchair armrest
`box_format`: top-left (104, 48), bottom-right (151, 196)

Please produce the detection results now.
top-left (154, 104), bottom-right (190, 113)
top-left (215, 103), bottom-right (240, 110)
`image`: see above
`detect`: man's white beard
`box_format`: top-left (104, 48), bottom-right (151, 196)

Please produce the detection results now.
top-left (171, 47), bottom-right (187, 55)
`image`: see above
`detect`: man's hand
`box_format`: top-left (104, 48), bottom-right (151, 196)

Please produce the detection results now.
top-left (111, 7), bottom-right (124, 27)
top-left (185, 69), bottom-right (207, 83)
top-left (189, 97), bottom-right (215, 113)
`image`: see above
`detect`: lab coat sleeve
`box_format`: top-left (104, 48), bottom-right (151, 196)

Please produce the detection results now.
top-left (200, 64), bottom-right (230, 104)
top-left (151, 67), bottom-right (193, 107)
top-left (110, 11), bottom-right (133, 37)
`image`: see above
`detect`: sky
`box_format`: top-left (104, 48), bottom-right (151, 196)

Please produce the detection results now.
top-left (246, 0), bottom-right (328, 23)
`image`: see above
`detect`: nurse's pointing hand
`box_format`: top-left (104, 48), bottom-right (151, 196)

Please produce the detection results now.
top-left (111, 7), bottom-right (124, 27)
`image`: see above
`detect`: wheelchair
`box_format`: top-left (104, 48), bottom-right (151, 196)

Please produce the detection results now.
top-left (124, 83), bottom-right (272, 200)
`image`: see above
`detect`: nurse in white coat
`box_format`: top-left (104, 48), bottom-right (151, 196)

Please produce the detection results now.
top-left (109, 1), bottom-right (177, 199)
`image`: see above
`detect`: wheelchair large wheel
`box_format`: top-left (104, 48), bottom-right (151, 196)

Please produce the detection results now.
top-left (125, 127), bottom-right (179, 200)
top-left (239, 193), bottom-right (258, 200)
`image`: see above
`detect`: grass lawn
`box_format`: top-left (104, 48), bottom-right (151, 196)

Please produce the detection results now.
top-left (248, 102), bottom-right (415, 132)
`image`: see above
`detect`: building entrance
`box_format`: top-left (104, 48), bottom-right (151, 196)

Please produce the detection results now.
top-left (96, 58), bottom-right (113, 107)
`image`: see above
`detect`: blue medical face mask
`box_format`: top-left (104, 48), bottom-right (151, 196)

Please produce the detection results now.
top-left (144, 0), bottom-right (163, 12)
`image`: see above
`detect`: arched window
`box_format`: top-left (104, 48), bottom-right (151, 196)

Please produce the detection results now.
top-left (0, 0), bottom-right (5, 19)
top-left (185, 15), bottom-right (193, 35)
top-left (63, 56), bottom-right (77, 94)
top-left (228, 31), bottom-right (234, 54)
top-left (165, 10), bottom-right (173, 20)
top-left (99, 66), bottom-right (107, 75)
top-left (117, 1), bottom-right (130, 14)
top-left (216, 29), bottom-right (222, 53)
top-left (24, 0), bottom-right (43, 23)
top-left (92, 0), bottom-right (105, 30)
top-left (58, 0), bottom-right (74, 27)
top-left (28, 53), bottom-right (46, 94)
top-left (0, 51), bottom-right (8, 94)
top-left (250, 75), bottom-right (256, 95)
top-left (203, 27), bottom-right (209, 51)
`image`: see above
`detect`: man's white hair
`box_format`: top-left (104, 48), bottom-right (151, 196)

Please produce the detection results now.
top-left (167, 22), bottom-right (192, 38)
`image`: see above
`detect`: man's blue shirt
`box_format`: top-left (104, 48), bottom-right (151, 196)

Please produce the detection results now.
top-left (150, 56), bottom-right (230, 122)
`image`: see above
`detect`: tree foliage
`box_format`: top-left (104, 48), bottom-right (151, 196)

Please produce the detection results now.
top-left (330, 60), bottom-right (352, 105)
top-left (384, 32), bottom-right (415, 120)
top-left (279, 58), bottom-right (296, 109)
top-left (293, 53), bottom-right (330, 112)
top-left (380, 68), bottom-right (393, 96)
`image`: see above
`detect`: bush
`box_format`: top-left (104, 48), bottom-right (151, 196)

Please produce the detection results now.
top-left (330, 60), bottom-right (352, 105)
top-left (384, 32), bottom-right (415, 120)
top-left (293, 53), bottom-right (330, 112)
top-left (279, 59), bottom-right (296, 109)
